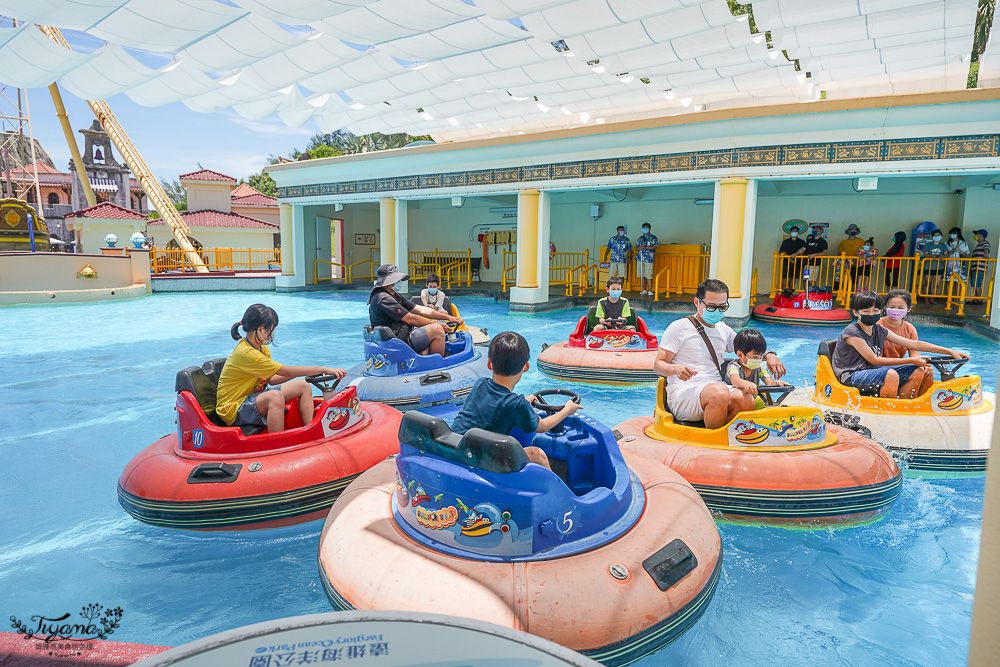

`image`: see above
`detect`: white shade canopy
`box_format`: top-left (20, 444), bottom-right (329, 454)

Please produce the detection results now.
top-left (0, 0), bottom-right (981, 139)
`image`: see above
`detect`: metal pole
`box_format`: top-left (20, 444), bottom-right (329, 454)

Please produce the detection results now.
top-left (48, 81), bottom-right (95, 207)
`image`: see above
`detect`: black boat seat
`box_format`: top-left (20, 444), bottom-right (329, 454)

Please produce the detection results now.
top-left (818, 339), bottom-right (836, 361)
top-left (363, 324), bottom-right (396, 342)
top-left (398, 411), bottom-right (529, 474)
top-left (175, 363), bottom-right (268, 436)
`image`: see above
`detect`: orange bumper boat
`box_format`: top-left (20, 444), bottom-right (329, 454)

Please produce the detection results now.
top-left (615, 379), bottom-right (903, 527)
top-left (118, 360), bottom-right (402, 531)
top-left (319, 400), bottom-right (721, 665)
top-left (538, 309), bottom-right (658, 385)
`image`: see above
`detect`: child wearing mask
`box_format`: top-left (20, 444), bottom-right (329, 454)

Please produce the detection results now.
top-left (856, 237), bottom-right (878, 291)
top-left (919, 230), bottom-right (949, 303)
top-left (725, 329), bottom-right (787, 410)
top-left (831, 291), bottom-right (966, 399)
top-left (593, 277), bottom-right (635, 331)
top-left (420, 273), bottom-right (448, 313)
top-left (879, 289), bottom-right (920, 359)
top-left (946, 227), bottom-right (970, 279)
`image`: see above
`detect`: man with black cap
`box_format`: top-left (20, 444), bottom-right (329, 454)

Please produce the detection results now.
top-left (369, 264), bottom-right (462, 356)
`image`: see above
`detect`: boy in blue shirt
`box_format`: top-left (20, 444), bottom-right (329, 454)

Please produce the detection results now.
top-left (452, 332), bottom-right (580, 468)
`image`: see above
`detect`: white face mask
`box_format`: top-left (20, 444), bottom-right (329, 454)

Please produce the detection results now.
top-left (863, 245), bottom-right (871, 251)
top-left (617, 230), bottom-right (625, 236)
top-left (790, 231), bottom-right (798, 238)
top-left (743, 357), bottom-right (763, 370)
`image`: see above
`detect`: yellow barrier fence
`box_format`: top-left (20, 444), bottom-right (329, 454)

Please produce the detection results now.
top-left (441, 259), bottom-right (471, 289)
top-left (501, 249), bottom-right (517, 292)
top-left (150, 246), bottom-right (280, 273)
top-left (313, 259), bottom-right (347, 285)
top-left (348, 257), bottom-right (374, 283)
top-left (769, 252), bottom-right (996, 315)
top-left (550, 252), bottom-right (589, 290)
top-left (569, 262), bottom-right (599, 297)
top-left (651, 253), bottom-right (710, 300)
top-left (652, 266), bottom-right (671, 301)
top-left (407, 249), bottom-right (472, 285)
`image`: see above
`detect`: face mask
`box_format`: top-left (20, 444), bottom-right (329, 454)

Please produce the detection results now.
top-left (609, 289), bottom-right (622, 299)
top-left (933, 235), bottom-right (942, 242)
top-left (790, 231), bottom-right (798, 238)
top-left (428, 287), bottom-right (438, 295)
top-left (975, 235), bottom-right (982, 242)
top-left (849, 231), bottom-right (858, 237)
top-left (949, 233), bottom-right (957, 240)
top-left (254, 330), bottom-right (273, 346)
top-left (743, 357), bottom-right (763, 370)
top-left (858, 313), bottom-right (880, 326)
top-left (701, 308), bottom-right (725, 325)
top-left (886, 307), bottom-right (907, 320)
top-left (863, 245), bottom-right (870, 250)
top-left (617, 231), bottom-right (625, 236)
top-left (642, 227), bottom-right (650, 233)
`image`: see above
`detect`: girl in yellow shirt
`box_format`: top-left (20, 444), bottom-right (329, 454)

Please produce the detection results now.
top-left (216, 304), bottom-right (345, 432)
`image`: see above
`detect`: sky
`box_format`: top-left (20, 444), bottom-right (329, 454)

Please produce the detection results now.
top-left (21, 85), bottom-right (320, 182)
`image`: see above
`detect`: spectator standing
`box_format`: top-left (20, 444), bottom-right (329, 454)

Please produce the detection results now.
top-left (837, 224), bottom-right (865, 290)
top-left (856, 237), bottom-right (879, 291)
top-left (883, 231), bottom-right (906, 290)
top-left (603, 225), bottom-right (633, 282)
top-left (969, 229), bottom-right (991, 304)
top-left (634, 222), bottom-right (658, 296)
top-left (945, 227), bottom-right (970, 279)
top-left (778, 224), bottom-right (807, 287)
top-left (918, 229), bottom-right (949, 303)
top-left (804, 224), bottom-right (828, 278)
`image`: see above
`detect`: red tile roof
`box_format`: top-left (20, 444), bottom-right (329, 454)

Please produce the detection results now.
top-left (231, 183), bottom-right (260, 197)
top-left (65, 202), bottom-right (148, 220)
top-left (231, 193), bottom-right (278, 207)
top-left (21, 162), bottom-right (64, 174)
top-left (146, 209), bottom-right (277, 229)
top-left (178, 169), bottom-right (236, 182)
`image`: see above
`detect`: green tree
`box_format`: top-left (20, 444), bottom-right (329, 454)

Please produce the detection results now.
top-left (245, 171), bottom-right (278, 197)
top-left (285, 130), bottom-right (434, 160)
top-left (160, 178), bottom-right (187, 210)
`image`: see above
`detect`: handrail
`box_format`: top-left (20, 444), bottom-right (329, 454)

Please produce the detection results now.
top-left (945, 269), bottom-right (968, 316)
top-left (348, 257), bottom-right (373, 283)
top-left (501, 249), bottom-right (516, 292)
top-left (750, 268), bottom-right (757, 306)
top-left (440, 258), bottom-right (470, 289)
top-left (567, 262), bottom-right (598, 296)
top-left (149, 246), bottom-right (280, 273)
top-left (652, 266), bottom-right (671, 301)
top-left (769, 251), bottom-right (779, 299)
top-left (314, 259), bottom-right (347, 285)
top-left (986, 277), bottom-right (995, 319)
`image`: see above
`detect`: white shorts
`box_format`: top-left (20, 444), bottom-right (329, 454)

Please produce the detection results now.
top-left (637, 260), bottom-right (654, 279)
top-left (667, 381), bottom-right (741, 422)
top-left (609, 262), bottom-right (627, 278)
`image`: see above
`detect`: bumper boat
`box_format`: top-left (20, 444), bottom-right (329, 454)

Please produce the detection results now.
top-left (615, 379), bottom-right (903, 527)
top-left (343, 322), bottom-right (490, 413)
top-left (790, 340), bottom-right (995, 476)
top-left (318, 391), bottom-right (722, 665)
top-left (752, 288), bottom-right (853, 326)
top-left (118, 362), bottom-right (401, 530)
top-left (538, 309), bottom-right (658, 385)
top-left (446, 299), bottom-right (489, 346)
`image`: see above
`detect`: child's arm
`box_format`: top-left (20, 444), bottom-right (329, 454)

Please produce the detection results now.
top-left (726, 363), bottom-right (758, 395)
top-left (536, 400), bottom-right (580, 433)
top-left (845, 336), bottom-right (927, 367)
top-left (885, 331), bottom-right (968, 359)
top-left (269, 365), bottom-right (346, 384)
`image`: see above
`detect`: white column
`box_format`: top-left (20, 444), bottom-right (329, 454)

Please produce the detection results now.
top-left (709, 178), bottom-right (756, 320)
top-left (276, 203), bottom-right (307, 289)
top-left (395, 199), bottom-right (409, 293)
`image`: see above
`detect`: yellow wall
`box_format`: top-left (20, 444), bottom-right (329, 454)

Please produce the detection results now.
top-left (0, 251), bottom-right (138, 291)
top-left (182, 180), bottom-right (234, 213)
top-left (71, 219), bottom-right (144, 253)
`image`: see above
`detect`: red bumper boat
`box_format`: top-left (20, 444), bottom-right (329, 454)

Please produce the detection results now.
top-left (752, 288), bottom-right (853, 327)
top-left (538, 309), bottom-right (659, 385)
top-left (118, 359), bottom-right (402, 531)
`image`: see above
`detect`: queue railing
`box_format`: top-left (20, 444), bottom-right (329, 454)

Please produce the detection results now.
top-left (150, 246), bottom-right (280, 273)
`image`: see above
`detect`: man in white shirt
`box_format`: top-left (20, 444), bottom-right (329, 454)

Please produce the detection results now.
top-left (654, 279), bottom-right (787, 428)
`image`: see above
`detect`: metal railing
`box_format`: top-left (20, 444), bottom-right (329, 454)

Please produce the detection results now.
top-left (150, 246), bottom-right (280, 273)
top-left (348, 257), bottom-right (374, 283)
top-left (501, 249), bottom-right (517, 292)
top-left (769, 252), bottom-right (996, 316)
top-left (649, 253), bottom-right (710, 300)
top-left (440, 259), bottom-right (471, 289)
top-left (313, 259), bottom-right (347, 284)
top-left (407, 249), bottom-right (472, 283)
top-left (750, 268), bottom-right (757, 306)
top-left (550, 251), bottom-right (589, 289)
top-left (568, 262), bottom-right (599, 297)
top-left (652, 266), bottom-right (671, 301)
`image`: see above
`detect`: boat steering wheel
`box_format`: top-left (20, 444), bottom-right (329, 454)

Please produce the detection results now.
top-left (756, 384), bottom-right (796, 406)
top-left (306, 373), bottom-right (342, 396)
top-left (531, 388), bottom-right (582, 413)
top-left (923, 355), bottom-right (969, 382)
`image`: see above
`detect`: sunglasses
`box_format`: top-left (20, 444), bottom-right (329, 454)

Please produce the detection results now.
top-left (698, 298), bottom-right (730, 312)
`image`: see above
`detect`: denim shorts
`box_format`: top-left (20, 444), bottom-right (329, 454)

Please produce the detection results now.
top-left (846, 365), bottom-right (920, 391)
top-left (234, 392), bottom-right (266, 426)
top-left (971, 271), bottom-right (986, 290)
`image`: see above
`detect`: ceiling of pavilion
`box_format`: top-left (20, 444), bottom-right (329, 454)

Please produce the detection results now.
top-left (0, 0), bottom-right (986, 140)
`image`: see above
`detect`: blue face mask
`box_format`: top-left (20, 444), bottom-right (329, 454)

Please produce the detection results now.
top-left (428, 287), bottom-right (438, 295)
top-left (609, 289), bottom-right (622, 299)
top-left (701, 308), bottom-right (725, 325)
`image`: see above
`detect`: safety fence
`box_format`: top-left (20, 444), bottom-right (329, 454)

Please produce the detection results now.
top-left (313, 257), bottom-right (377, 285)
top-left (150, 246), bottom-right (280, 273)
top-left (406, 249), bottom-right (472, 288)
top-left (550, 251), bottom-right (589, 292)
top-left (770, 252), bottom-right (996, 316)
top-left (652, 253), bottom-right (712, 301)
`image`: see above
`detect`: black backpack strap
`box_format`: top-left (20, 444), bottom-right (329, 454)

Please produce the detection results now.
top-left (685, 315), bottom-right (722, 376)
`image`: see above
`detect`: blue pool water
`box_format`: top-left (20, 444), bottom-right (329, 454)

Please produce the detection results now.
top-left (2, 292), bottom-right (996, 665)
